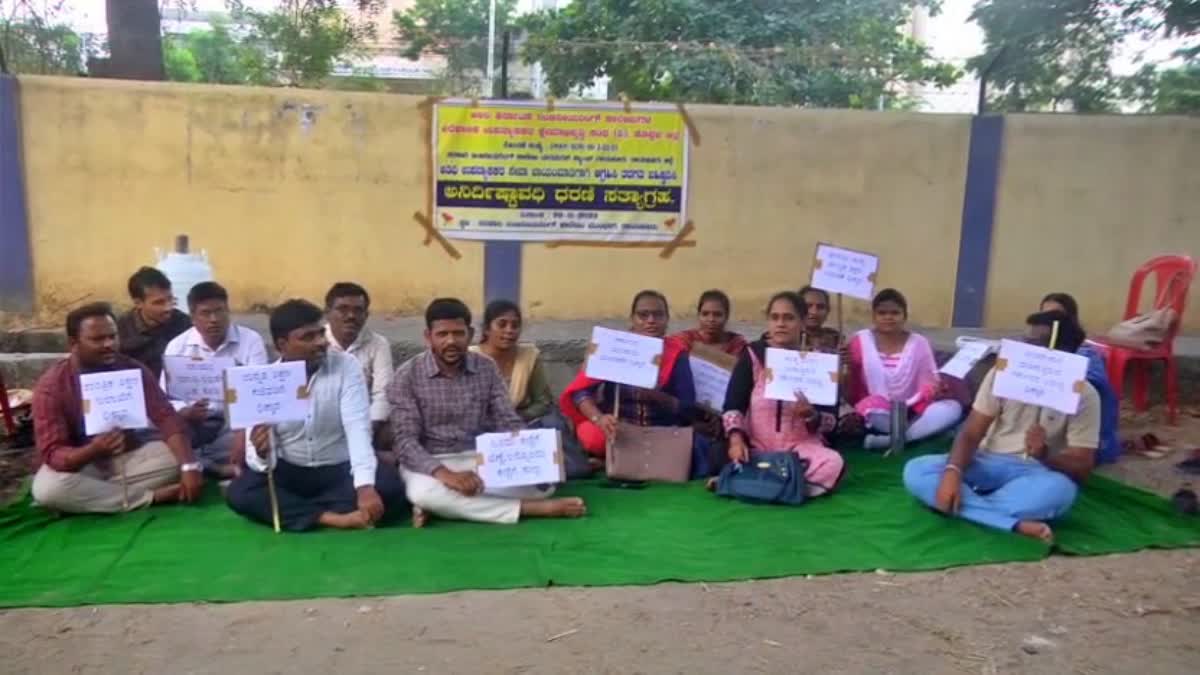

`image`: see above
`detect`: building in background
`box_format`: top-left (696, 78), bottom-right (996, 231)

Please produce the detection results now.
top-left (334, 0), bottom-right (443, 89)
top-left (509, 0), bottom-right (608, 99)
top-left (907, 3), bottom-right (981, 114)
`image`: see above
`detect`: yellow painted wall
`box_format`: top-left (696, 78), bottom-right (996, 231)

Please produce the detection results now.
top-left (987, 114), bottom-right (1200, 332)
top-left (19, 76), bottom-right (482, 314)
top-left (522, 106), bottom-right (973, 327)
top-left (19, 77), bottom-right (1199, 331)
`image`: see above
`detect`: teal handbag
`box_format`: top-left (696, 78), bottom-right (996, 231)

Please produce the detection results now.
top-left (715, 451), bottom-right (808, 506)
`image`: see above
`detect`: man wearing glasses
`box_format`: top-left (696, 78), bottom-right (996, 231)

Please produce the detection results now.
top-left (161, 281), bottom-right (269, 479)
top-left (324, 282), bottom-right (395, 463)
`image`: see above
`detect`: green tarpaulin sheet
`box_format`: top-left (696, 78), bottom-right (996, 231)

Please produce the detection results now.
top-left (1, 443), bottom-right (1197, 608)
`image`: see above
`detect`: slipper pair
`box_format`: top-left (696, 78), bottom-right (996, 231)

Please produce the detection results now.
top-left (1172, 487), bottom-right (1198, 515)
top-left (1124, 433), bottom-right (1177, 459)
top-left (1176, 454), bottom-right (1200, 475)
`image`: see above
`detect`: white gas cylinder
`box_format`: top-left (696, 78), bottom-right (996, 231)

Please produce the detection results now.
top-left (155, 235), bottom-right (213, 315)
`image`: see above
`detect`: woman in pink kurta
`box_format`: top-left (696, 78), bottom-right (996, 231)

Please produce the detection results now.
top-left (846, 288), bottom-right (963, 451)
top-left (720, 291), bottom-right (845, 497)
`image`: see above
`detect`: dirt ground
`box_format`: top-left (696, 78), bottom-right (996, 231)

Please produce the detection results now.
top-left (1, 406), bottom-right (1198, 674)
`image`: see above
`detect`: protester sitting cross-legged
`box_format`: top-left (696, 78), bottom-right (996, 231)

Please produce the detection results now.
top-left (754, 286), bottom-right (847, 439)
top-left (31, 302), bottom-right (204, 513)
top-left (560, 290), bottom-right (723, 477)
top-left (1039, 292), bottom-right (1120, 464)
top-left (846, 288), bottom-right (963, 452)
top-left (902, 311), bottom-right (1099, 543)
top-left (669, 289), bottom-right (748, 358)
top-left (160, 281), bottom-right (268, 479)
top-left (720, 291), bottom-right (846, 497)
top-left (324, 282), bottom-right (395, 463)
top-left (390, 298), bottom-right (586, 527)
top-left (225, 299), bottom-right (407, 531)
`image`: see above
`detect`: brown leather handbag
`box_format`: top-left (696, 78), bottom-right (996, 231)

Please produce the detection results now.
top-left (606, 422), bottom-right (694, 483)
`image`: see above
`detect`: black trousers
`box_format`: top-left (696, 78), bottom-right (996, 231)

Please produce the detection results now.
top-left (227, 458), bottom-right (409, 531)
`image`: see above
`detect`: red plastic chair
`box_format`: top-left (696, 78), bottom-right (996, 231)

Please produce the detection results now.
top-left (1096, 255), bottom-right (1197, 425)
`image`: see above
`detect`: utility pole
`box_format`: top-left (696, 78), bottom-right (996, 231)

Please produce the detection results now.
top-left (485, 0), bottom-right (497, 97)
top-left (500, 31), bottom-right (511, 98)
top-left (977, 46), bottom-right (1009, 115)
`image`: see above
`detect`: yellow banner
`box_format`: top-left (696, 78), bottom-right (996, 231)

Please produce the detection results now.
top-left (432, 100), bottom-right (690, 241)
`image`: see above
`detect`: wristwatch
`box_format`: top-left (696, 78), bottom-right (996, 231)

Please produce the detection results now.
top-left (181, 462), bottom-right (203, 473)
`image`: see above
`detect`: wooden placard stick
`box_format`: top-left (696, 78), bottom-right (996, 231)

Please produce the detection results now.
top-left (260, 428), bottom-right (282, 533)
top-left (607, 384), bottom-right (621, 456)
top-left (835, 293), bottom-right (850, 386)
top-left (1028, 320), bottom-right (1061, 460)
top-left (836, 293), bottom-right (845, 347)
top-left (119, 450), bottom-right (129, 511)
top-left (267, 464), bottom-right (281, 533)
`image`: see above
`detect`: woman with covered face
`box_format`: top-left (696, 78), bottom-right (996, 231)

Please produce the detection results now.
top-left (1038, 292), bottom-right (1119, 464)
top-left (846, 288), bottom-right (963, 452)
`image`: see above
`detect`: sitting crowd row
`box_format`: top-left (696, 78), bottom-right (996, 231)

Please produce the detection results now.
top-left (29, 266), bottom-right (1119, 542)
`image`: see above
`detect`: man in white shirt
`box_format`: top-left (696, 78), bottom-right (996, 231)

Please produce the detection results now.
top-left (225, 299), bottom-right (407, 531)
top-left (323, 282), bottom-right (394, 459)
top-left (160, 282), bottom-right (269, 479)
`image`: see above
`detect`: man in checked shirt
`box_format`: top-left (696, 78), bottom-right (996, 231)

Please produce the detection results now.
top-left (390, 298), bottom-right (586, 527)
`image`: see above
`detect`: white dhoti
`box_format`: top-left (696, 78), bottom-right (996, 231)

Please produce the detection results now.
top-left (401, 452), bottom-right (555, 524)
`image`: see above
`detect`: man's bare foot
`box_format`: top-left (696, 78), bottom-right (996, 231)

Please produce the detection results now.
top-left (520, 497), bottom-right (587, 519)
top-left (151, 484), bottom-right (182, 505)
top-left (1015, 520), bottom-right (1054, 543)
top-left (411, 506), bottom-right (429, 529)
top-left (318, 510), bottom-right (372, 530)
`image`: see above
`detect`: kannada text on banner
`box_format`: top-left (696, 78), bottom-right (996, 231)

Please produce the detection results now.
top-left (432, 100), bottom-right (689, 242)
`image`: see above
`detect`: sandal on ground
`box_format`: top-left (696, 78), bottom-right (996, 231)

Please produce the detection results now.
top-left (1123, 435), bottom-right (1175, 460)
top-left (1171, 487), bottom-right (1198, 515)
top-left (1175, 456), bottom-right (1200, 475)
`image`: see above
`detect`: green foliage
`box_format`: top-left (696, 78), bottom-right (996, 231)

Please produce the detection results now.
top-left (1124, 60), bottom-right (1200, 112)
top-left (0, 19), bottom-right (84, 74)
top-left (970, 0), bottom-right (1200, 113)
top-left (163, 37), bottom-right (201, 82)
top-left (164, 20), bottom-right (271, 85)
top-left (0, 1), bottom-right (89, 75)
top-left (969, 0), bottom-right (1126, 112)
top-left (1154, 62), bottom-right (1200, 110)
top-left (226, 0), bottom-right (384, 87)
top-left (393, 0), bottom-right (518, 95)
top-left (516, 0), bottom-right (960, 108)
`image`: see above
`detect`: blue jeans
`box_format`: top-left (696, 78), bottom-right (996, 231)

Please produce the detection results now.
top-left (903, 452), bottom-right (1078, 533)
